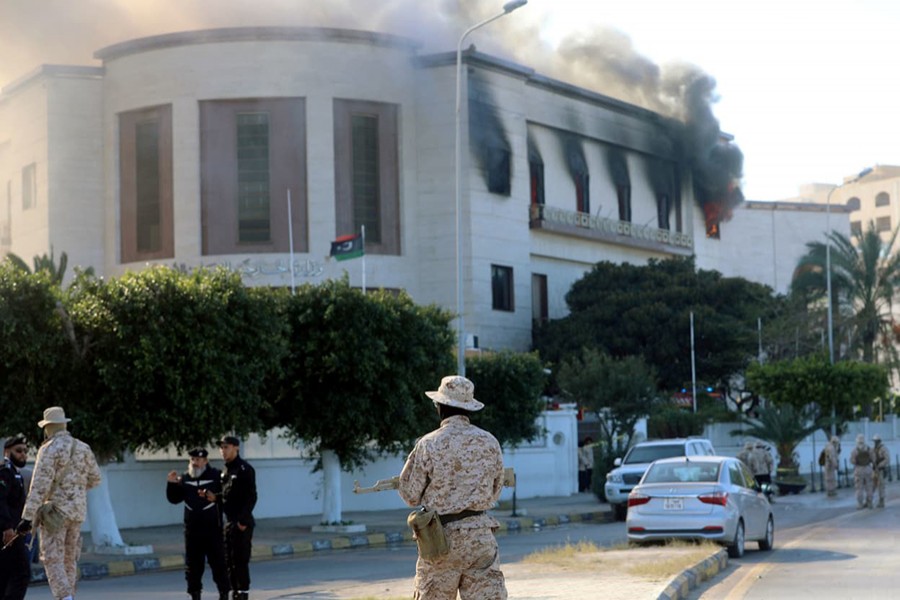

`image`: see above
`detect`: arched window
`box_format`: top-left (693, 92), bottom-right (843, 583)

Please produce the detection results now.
top-left (846, 197), bottom-right (861, 210)
top-left (876, 192), bottom-right (890, 207)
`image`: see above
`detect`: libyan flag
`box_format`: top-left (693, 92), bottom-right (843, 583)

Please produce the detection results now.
top-left (330, 234), bottom-right (364, 261)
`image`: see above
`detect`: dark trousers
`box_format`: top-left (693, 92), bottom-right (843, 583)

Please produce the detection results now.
top-left (224, 521), bottom-right (254, 592)
top-left (0, 535), bottom-right (30, 600)
top-left (185, 526), bottom-right (229, 595)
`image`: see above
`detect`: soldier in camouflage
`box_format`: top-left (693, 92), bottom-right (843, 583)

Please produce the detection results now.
top-left (850, 433), bottom-right (874, 509)
top-left (872, 434), bottom-right (889, 508)
top-left (16, 407), bottom-right (101, 600)
top-left (823, 436), bottom-right (840, 497)
top-left (398, 375), bottom-right (507, 600)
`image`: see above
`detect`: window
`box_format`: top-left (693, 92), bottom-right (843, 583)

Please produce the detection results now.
top-left (876, 192), bottom-right (890, 207)
top-left (21, 163), bottom-right (36, 210)
top-left (616, 183), bottom-right (632, 222)
top-left (491, 264), bottom-right (514, 312)
top-left (576, 173), bottom-right (590, 214)
top-left (846, 197), bottom-right (861, 211)
top-left (119, 105), bottom-right (173, 262)
top-left (531, 273), bottom-right (548, 323)
top-left (850, 221), bottom-right (862, 237)
top-left (200, 98), bottom-right (308, 256)
top-left (529, 158), bottom-right (545, 206)
top-left (334, 99), bottom-right (399, 255)
top-left (876, 216), bottom-right (891, 232)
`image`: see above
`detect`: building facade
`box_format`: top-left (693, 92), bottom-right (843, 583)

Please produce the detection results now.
top-left (0, 26), bottom-right (844, 353)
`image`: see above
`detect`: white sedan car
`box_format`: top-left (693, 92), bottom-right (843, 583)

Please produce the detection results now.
top-left (626, 456), bottom-right (774, 558)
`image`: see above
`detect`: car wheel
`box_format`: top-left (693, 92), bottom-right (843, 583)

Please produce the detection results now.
top-left (758, 516), bottom-right (774, 551)
top-left (727, 520), bottom-right (745, 558)
top-left (613, 503), bottom-right (627, 521)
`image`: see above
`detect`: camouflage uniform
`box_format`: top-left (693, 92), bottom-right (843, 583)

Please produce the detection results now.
top-left (399, 415), bottom-right (506, 600)
top-left (872, 437), bottom-right (889, 507)
top-left (850, 435), bottom-right (874, 509)
top-left (823, 437), bottom-right (840, 497)
top-left (22, 430), bottom-right (101, 600)
top-left (737, 442), bottom-right (754, 470)
top-left (752, 444), bottom-right (774, 486)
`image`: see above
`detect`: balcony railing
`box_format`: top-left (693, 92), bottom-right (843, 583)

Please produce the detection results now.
top-left (529, 204), bottom-right (693, 254)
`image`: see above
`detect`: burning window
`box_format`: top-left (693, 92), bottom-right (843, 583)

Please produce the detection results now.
top-left (529, 158), bottom-right (545, 206)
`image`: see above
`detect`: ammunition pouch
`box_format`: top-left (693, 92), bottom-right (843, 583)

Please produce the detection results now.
top-left (407, 508), bottom-right (449, 560)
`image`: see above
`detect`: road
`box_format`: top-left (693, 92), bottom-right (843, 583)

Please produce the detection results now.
top-left (691, 497), bottom-right (900, 599)
top-left (71, 495), bottom-right (864, 598)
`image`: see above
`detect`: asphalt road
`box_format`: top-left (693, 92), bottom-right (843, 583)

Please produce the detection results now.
top-left (71, 496), bottom-right (858, 599)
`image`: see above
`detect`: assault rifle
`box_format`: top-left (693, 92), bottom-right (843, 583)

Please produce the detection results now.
top-left (353, 467), bottom-right (517, 494)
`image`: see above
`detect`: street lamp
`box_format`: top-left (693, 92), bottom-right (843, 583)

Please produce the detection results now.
top-left (455, 0), bottom-right (528, 376)
top-left (825, 166), bottom-right (871, 434)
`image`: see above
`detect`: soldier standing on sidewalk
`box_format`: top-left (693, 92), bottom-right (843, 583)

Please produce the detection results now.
top-left (824, 436), bottom-right (841, 497)
top-left (850, 434), bottom-right (874, 509)
top-left (167, 448), bottom-right (230, 600)
top-left (752, 443), bottom-right (774, 486)
top-left (872, 435), bottom-right (890, 508)
top-left (398, 375), bottom-right (507, 600)
top-left (0, 435), bottom-right (29, 600)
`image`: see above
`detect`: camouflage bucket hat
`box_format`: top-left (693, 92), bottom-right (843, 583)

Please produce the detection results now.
top-left (425, 376), bottom-right (485, 412)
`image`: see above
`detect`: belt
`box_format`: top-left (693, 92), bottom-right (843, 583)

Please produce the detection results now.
top-left (439, 510), bottom-right (484, 526)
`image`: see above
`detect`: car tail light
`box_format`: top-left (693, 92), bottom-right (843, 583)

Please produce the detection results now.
top-left (628, 494), bottom-right (650, 507)
top-left (628, 527), bottom-right (646, 533)
top-left (702, 526), bottom-right (724, 533)
top-left (698, 492), bottom-right (728, 506)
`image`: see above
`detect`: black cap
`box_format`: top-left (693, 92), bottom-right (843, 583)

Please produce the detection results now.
top-left (188, 447), bottom-right (209, 458)
top-left (4, 435), bottom-right (26, 450)
top-left (217, 436), bottom-right (240, 447)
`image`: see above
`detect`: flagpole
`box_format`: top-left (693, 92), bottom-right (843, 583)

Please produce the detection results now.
top-left (287, 188), bottom-right (295, 294)
top-left (361, 225), bottom-right (366, 294)
top-left (690, 311), bottom-right (697, 414)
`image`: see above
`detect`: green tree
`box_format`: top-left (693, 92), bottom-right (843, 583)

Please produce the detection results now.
top-left (5, 246), bottom-right (71, 285)
top-left (534, 256), bottom-right (780, 392)
top-left (745, 353), bottom-right (887, 430)
top-left (270, 279), bottom-right (454, 523)
top-left (0, 264), bottom-right (68, 440)
top-left (557, 348), bottom-right (657, 455)
top-left (731, 404), bottom-right (825, 471)
top-left (466, 350), bottom-right (547, 448)
top-left (792, 224), bottom-right (900, 365)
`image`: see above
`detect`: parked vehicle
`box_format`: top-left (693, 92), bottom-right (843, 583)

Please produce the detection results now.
top-left (626, 456), bottom-right (775, 558)
top-left (605, 438), bottom-right (715, 520)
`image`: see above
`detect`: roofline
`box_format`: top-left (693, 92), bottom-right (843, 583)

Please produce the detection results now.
top-left (1, 65), bottom-right (105, 98)
top-left (741, 200), bottom-right (852, 213)
top-left (94, 26), bottom-right (421, 62)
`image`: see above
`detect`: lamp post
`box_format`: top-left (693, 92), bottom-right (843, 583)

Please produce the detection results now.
top-left (455, 0), bottom-right (527, 376)
top-left (825, 166), bottom-right (871, 433)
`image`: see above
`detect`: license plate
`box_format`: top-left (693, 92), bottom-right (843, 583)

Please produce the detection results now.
top-left (664, 498), bottom-right (684, 510)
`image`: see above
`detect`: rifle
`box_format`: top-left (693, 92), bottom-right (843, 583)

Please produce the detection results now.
top-left (353, 467), bottom-right (517, 494)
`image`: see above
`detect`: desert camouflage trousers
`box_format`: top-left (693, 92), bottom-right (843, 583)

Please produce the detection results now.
top-left (41, 518), bottom-right (82, 599)
top-left (824, 467), bottom-right (838, 496)
top-left (413, 526), bottom-right (507, 600)
top-left (854, 465), bottom-right (874, 507)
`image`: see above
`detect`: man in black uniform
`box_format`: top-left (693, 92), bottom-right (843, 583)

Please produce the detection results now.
top-left (211, 437), bottom-right (256, 600)
top-left (0, 435), bottom-right (30, 599)
top-left (166, 447), bottom-right (229, 600)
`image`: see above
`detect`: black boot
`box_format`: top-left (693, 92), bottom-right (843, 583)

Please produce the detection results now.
top-left (190, 592), bottom-right (202, 600)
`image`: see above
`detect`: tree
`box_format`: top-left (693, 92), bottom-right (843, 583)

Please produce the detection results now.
top-left (792, 224), bottom-right (900, 365)
top-left (745, 353), bottom-right (887, 431)
top-left (466, 351), bottom-right (547, 448)
top-left (270, 279), bottom-right (454, 524)
top-left (732, 404), bottom-right (824, 471)
top-left (556, 348), bottom-right (657, 455)
top-left (63, 266), bottom-right (286, 546)
top-left (534, 257), bottom-right (780, 392)
top-left (5, 246), bottom-right (72, 285)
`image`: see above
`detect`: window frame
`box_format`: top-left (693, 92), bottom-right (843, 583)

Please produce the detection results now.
top-left (876, 216), bottom-right (892, 233)
top-left (875, 192), bottom-right (890, 207)
top-left (21, 163), bottom-right (36, 211)
top-left (491, 264), bottom-right (515, 312)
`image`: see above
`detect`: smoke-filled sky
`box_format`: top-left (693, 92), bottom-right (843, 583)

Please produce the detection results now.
top-left (2, 0), bottom-right (899, 200)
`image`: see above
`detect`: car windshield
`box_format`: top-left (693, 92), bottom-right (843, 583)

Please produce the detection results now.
top-left (624, 444), bottom-right (685, 464)
top-left (643, 462), bottom-right (720, 483)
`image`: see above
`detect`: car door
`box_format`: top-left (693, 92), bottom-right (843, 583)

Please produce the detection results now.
top-left (736, 460), bottom-right (768, 538)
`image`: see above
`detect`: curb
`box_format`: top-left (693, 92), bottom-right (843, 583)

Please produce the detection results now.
top-left (38, 509), bottom-right (613, 582)
top-left (657, 548), bottom-right (728, 600)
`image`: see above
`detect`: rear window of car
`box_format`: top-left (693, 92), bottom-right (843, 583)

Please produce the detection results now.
top-left (624, 444), bottom-right (685, 464)
top-left (643, 462), bottom-right (720, 483)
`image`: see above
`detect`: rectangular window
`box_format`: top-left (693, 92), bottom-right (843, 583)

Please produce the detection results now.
top-left (135, 120), bottom-right (161, 252)
top-left (850, 221), bottom-right (862, 237)
top-left (876, 216), bottom-right (891, 232)
top-left (351, 114), bottom-right (381, 244)
top-left (576, 173), bottom-right (590, 214)
top-left (531, 273), bottom-right (548, 323)
top-left (119, 105), bottom-right (174, 263)
top-left (22, 163), bottom-right (36, 210)
top-left (487, 148), bottom-right (511, 195)
top-left (529, 159), bottom-right (545, 206)
top-left (236, 112), bottom-right (271, 243)
top-left (334, 99), bottom-right (399, 256)
top-left (617, 184), bottom-right (632, 222)
top-left (492, 264), bottom-right (514, 312)
top-left (200, 98), bottom-right (308, 256)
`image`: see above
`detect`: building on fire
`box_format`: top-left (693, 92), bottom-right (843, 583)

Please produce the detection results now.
top-left (0, 26), bottom-right (847, 353)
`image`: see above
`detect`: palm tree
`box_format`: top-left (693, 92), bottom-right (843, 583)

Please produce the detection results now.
top-left (732, 404), bottom-right (824, 471)
top-left (791, 223), bottom-right (900, 365)
top-left (5, 246), bottom-right (68, 285)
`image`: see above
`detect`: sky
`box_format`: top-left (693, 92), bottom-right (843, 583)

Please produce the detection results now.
top-left (2, 0), bottom-right (899, 201)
